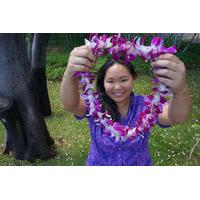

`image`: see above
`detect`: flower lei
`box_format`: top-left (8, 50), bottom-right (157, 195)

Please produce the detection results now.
top-left (75, 34), bottom-right (177, 142)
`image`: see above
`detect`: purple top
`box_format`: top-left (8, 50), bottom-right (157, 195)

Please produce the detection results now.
top-left (76, 94), bottom-right (168, 166)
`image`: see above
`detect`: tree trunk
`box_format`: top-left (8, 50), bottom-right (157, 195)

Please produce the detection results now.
top-left (0, 33), bottom-right (54, 161)
top-left (29, 33), bottom-right (51, 117)
top-left (27, 33), bottom-right (34, 63)
top-left (0, 95), bottom-right (26, 159)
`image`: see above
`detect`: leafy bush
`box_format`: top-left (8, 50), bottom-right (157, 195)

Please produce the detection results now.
top-left (46, 51), bottom-right (67, 81)
top-left (46, 66), bottom-right (65, 81)
top-left (177, 42), bottom-right (200, 67)
top-left (46, 52), bottom-right (67, 68)
top-left (46, 39), bottom-right (200, 81)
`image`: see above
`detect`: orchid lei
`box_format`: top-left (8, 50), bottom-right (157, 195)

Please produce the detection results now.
top-left (75, 34), bottom-right (177, 142)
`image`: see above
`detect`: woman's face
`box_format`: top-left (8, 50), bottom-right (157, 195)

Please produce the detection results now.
top-left (104, 63), bottom-right (134, 104)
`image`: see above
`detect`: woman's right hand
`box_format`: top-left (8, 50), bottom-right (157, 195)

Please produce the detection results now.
top-left (65, 45), bottom-right (97, 78)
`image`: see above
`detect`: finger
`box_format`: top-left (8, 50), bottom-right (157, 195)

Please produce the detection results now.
top-left (156, 53), bottom-right (181, 64)
top-left (153, 68), bottom-right (176, 80)
top-left (72, 64), bottom-right (90, 73)
top-left (73, 46), bottom-right (96, 63)
top-left (72, 57), bottom-right (93, 68)
top-left (157, 76), bottom-right (174, 88)
top-left (151, 60), bottom-right (177, 72)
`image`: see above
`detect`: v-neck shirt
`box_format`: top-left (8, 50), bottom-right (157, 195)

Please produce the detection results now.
top-left (75, 94), bottom-right (168, 166)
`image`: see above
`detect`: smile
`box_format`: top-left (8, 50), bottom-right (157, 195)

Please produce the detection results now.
top-left (113, 92), bottom-right (124, 97)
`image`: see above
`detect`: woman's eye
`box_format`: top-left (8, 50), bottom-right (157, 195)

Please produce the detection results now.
top-left (121, 79), bottom-right (127, 82)
top-left (107, 80), bottom-right (113, 83)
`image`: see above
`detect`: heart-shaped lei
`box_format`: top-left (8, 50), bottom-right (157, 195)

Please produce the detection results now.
top-left (75, 34), bottom-right (177, 142)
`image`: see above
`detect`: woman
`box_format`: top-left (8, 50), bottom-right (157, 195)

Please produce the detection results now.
top-left (60, 45), bottom-right (191, 166)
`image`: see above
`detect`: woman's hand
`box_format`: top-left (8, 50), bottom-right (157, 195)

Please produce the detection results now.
top-left (65, 45), bottom-right (97, 78)
top-left (151, 54), bottom-right (187, 95)
top-left (61, 45), bottom-right (96, 115)
top-left (152, 54), bottom-right (191, 125)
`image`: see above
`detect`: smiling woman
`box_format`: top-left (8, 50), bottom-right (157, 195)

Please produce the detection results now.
top-left (97, 59), bottom-right (137, 121)
top-left (60, 34), bottom-right (191, 166)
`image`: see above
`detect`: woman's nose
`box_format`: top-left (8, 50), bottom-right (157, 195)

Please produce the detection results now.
top-left (114, 83), bottom-right (122, 90)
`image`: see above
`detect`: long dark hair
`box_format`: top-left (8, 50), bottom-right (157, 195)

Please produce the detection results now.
top-left (96, 59), bottom-right (137, 121)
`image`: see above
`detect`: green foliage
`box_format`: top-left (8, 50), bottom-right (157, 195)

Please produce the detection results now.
top-left (48, 33), bottom-right (88, 51)
top-left (94, 56), bottom-right (150, 74)
top-left (46, 51), bottom-right (67, 68)
top-left (46, 34), bottom-right (200, 81)
top-left (45, 37), bottom-right (200, 82)
top-left (46, 67), bottom-right (66, 81)
top-left (45, 50), bottom-right (151, 81)
top-left (177, 42), bottom-right (200, 68)
top-left (46, 51), bottom-right (67, 81)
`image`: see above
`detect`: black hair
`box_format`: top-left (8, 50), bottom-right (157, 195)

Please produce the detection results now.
top-left (96, 59), bottom-right (137, 121)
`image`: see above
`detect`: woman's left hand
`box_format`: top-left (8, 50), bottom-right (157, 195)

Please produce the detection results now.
top-left (151, 54), bottom-right (187, 95)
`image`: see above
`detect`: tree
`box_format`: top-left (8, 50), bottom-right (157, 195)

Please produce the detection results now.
top-left (0, 34), bottom-right (54, 161)
top-left (28, 33), bottom-right (51, 116)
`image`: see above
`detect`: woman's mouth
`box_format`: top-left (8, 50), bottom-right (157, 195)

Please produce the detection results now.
top-left (113, 92), bottom-right (124, 97)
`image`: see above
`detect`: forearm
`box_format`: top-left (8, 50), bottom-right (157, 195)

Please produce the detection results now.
top-left (168, 83), bottom-right (192, 124)
top-left (60, 71), bottom-right (80, 111)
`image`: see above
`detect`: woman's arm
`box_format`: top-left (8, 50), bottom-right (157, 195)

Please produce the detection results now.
top-left (151, 54), bottom-right (192, 125)
top-left (60, 72), bottom-right (86, 116)
top-left (60, 45), bottom-right (96, 116)
top-left (158, 84), bottom-right (191, 125)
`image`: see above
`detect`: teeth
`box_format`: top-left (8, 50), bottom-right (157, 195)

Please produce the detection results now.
top-left (113, 92), bottom-right (123, 97)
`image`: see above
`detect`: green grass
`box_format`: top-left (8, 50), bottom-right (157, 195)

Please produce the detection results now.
top-left (0, 47), bottom-right (200, 165)
top-left (0, 80), bottom-right (91, 166)
top-left (127, 69), bottom-right (198, 165)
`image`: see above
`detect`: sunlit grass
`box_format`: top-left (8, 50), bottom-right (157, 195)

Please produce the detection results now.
top-left (0, 68), bottom-right (200, 166)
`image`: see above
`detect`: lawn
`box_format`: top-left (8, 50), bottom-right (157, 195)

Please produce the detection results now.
top-left (0, 52), bottom-right (200, 165)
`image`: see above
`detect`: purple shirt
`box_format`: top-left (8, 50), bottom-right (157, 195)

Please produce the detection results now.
top-left (76, 94), bottom-right (168, 166)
